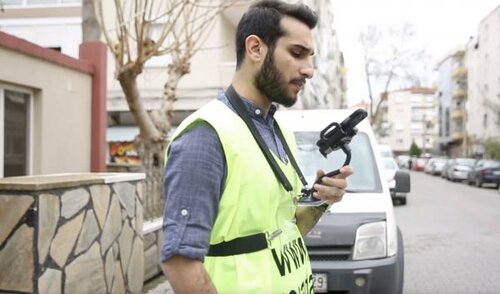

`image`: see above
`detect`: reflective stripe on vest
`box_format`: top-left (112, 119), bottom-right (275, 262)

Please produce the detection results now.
top-left (165, 100), bottom-right (313, 293)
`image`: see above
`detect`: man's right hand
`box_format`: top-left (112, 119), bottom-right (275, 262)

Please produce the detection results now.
top-left (161, 255), bottom-right (217, 294)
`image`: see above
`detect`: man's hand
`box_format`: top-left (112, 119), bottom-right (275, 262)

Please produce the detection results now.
top-left (295, 165), bottom-right (353, 236)
top-left (312, 165), bottom-right (353, 205)
top-left (161, 255), bottom-right (217, 294)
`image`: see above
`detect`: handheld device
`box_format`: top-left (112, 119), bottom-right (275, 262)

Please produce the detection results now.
top-left (298, 109), bottom-right (368, 206)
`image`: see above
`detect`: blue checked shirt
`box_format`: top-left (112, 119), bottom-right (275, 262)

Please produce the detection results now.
top-left (161, 91), bottom-right (289, 262)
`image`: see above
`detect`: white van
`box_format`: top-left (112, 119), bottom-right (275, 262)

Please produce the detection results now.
top-left (276, 109), bottom-right (410, 294)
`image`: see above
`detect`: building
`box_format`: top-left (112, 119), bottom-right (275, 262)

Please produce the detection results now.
top-left (380, 87), bottom-right (438, 155)
top-left (0, 0), bottom-right (347, 167)
top-left (435, 48), bottom-right (469, 157)
top-left (465, 4), bottom-right (500, 157)
top-left (293, 0), bottom-right (347, 110)
top-left (0, 31), bottom-right (107, 176)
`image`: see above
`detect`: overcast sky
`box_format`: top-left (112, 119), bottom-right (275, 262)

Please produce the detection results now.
top-left (330, 0), bottom-right (500, 106)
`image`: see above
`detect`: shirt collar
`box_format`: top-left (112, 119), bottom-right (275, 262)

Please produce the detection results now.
top-left (238, 95), bottom-right (278, 121)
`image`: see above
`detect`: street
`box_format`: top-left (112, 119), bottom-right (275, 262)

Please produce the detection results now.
top-left (395, 171), bottom-right (500, 294)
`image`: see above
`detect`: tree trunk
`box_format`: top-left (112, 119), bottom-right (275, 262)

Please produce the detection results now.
top-left (135, 136), bottom-right (166, 220)
top-left (118, 69), bottom-right (161, 140)
top-left (118, 68), bottom-right (166, 220)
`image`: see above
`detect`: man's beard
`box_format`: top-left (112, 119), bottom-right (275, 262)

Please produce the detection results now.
top-left (254, 51), bottom-right (297, 107)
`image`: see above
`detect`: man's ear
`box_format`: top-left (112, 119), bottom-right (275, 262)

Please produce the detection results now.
top-left (245, 35), bottom-right (267, 63)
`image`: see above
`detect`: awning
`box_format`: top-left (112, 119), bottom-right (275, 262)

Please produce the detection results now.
top-left (106, 126), bottom-right (177, 142)
top-left (107, 126), bottom-right (139, 142)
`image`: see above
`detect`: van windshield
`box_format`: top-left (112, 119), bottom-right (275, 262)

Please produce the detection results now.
top-left (294, 132), bottom-right (382, 193)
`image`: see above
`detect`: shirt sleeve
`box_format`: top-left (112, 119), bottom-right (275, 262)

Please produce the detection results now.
top-left (160, 122), bottom-right (226, 262)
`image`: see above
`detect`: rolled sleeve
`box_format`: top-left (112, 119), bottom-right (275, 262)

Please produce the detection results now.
top-left (161, 123), bottom-right (225, 262)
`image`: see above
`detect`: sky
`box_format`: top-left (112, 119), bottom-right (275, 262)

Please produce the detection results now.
top-left (330, 0), bottom-right (500, 106)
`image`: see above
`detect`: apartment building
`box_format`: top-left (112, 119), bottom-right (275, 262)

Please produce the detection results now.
top-left (0, 0), bottom-right (347, 164)
top-left (381, 87), bottom-right (438, 155)
top-left (466, 4), bottom-right (500, 157)
top-left (435, 47), bottom-right (472, 157)
top-left (293, 0), bottom-right (347, 110)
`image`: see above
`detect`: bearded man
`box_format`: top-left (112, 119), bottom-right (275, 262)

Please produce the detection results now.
top-left (160, 1), bottom-right (353, 293)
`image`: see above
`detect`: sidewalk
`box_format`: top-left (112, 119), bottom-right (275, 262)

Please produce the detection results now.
top-left (143, 275), bottom-right (173, 294)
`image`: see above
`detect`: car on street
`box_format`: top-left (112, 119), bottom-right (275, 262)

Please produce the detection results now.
top-left (396, 155), bottom-right (410, 169)
top-left (382, 157), bottom-right (407, 205)
top-left (425, 157), bottom-right (447, 176)
top-left (446, 158), bottom-right (476, 182)
top-left (379, 144), bottom-right (395, 159)
top-left (277, 109), bottom-right (410, 294)
top-left (467, 159), bottom-right (500, 188)
top-left (414, 157), bottom-right (429, 172)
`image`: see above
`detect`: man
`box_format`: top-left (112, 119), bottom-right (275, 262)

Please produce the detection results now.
top-left (161, 1), bottom-right (353, 293)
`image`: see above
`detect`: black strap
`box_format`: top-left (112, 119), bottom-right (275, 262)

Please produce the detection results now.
top-left (274, 123), bottom-right (308, 187)
top-left (225, 85), bottom-right (308, 192)
top-left (207, 233), bottom-right (268, 256)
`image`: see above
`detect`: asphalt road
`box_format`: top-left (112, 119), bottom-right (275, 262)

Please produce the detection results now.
top-left (394, 171), bottom-right (500, 294)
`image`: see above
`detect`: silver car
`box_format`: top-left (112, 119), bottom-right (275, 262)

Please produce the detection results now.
top-left (447, 158), bottom-right (476, 182)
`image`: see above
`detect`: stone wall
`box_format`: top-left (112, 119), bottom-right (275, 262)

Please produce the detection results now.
top-left (143, 222), bottom-right (164, 282)
top-left (0, 173), bottom-right (145, 294)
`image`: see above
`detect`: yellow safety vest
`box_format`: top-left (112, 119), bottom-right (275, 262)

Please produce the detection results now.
top-left (166, 99), bottom-right (313, 294)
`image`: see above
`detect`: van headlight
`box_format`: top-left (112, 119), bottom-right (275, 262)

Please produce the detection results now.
top-left (353, 221), bottom-right (387, 260)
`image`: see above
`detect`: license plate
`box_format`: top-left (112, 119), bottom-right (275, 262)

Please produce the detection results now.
top-left (313, 273), bottom-right (328, 293)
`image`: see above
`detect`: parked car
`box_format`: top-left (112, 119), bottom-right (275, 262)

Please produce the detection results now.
top-left (431, 157), bottom-right (448, 176)
top-left (414, 157), bottom-right (429, 172)
top-left (382, 157), bottom-right (407, 205)
top-left (425, 157), bottom-right (447, 176)
top-left (396, 155), bottom-right (410, 169)
top-left (447, 158), bottom-right (476, 182)
top-left (277, 109), bottom-right (409, 294)
top-left (424, 158), bottom-right (434, 174)
top-left (379, 144), bottom-right (395, 158)
top-left (467, 159), bottom-right (500, 188)
top-left (442, 158), bottom-right (454, 179)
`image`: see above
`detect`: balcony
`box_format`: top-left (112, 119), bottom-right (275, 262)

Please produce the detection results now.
top-left (451, 131), bottom-right (464, 142)
top-left (451, 108), bottom-right (465, 120)
top-left (452, 88), bottom-right (466, 101)
top-left (452, 67), bottom-right (467, 80)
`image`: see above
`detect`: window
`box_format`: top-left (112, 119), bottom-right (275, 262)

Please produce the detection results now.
top-left (483, 113), bottom-right (488, 128)
top-left (0, 87), bottom-right (33, 177)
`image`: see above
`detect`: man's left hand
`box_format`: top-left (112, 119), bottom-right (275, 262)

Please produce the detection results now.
top-left (312, 165), bottom-right (353, 205)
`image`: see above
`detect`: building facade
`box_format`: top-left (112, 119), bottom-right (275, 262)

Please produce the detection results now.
top-left (381, 88), bottom-right (438, 155)
top-left (0, 31), bottom-right (106, 176)
top-left (0, 1), bottom-right (347, 166)
top-left (293, 0), bottom-right (347, 110)
top-left (466, 4), bottom-right (500, 157)
top-left (435, 48), bottom-right (472, 157)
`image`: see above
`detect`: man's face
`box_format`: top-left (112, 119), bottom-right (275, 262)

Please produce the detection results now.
top-left (254, 16), bottom-right (314, 107)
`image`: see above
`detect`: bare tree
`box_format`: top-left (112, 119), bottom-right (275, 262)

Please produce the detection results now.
top-left (93, 0), bottom-right (244, 218)
top-left (359, 23), bottom-right (429, 136)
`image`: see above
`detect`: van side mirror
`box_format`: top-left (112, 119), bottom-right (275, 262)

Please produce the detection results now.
top-left (394, 171), bottom-right (410, 193)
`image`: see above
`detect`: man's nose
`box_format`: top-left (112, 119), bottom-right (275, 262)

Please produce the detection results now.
top-left (300, 60), bottom-right (314, 79)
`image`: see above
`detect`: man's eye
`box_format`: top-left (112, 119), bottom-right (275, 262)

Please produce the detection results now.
top-left (291, 50), bottom-right (302, 57)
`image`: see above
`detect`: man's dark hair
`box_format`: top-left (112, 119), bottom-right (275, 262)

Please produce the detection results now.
top-left (235, 0), bottom-right (318, 68)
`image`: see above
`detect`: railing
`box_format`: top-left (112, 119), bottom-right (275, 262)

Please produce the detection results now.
top-left (452, 66), bottom-right (467, 80)
top-left (107, 163), bottom-right (164, 221)
top-left (451, 108), bottom-right (465, 120)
